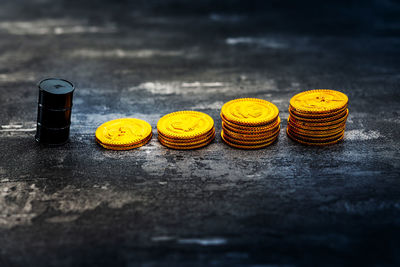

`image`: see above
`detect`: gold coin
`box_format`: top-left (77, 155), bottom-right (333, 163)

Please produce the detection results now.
top-left (158, 128), bottom-right (215, 144)
top-left (289, 108), bottom-right (348, 122)
top-left (158, 130), bottom-right (215, 146)
top-left (288, 117), bottom-right (346, 131)
top-left (222, 124), bottom-right (279, 140)
top-left (221, 98), bottom-right (279, 126)
top-left (287, 128), bottom-right (344, 142)
top-left (222, 129), bottom-right (279, 145)
top-left (221, 132), bottom-right (278, 149)
top-left (286, 128), bottom-right (344, 146)
top-left (95, 118), bottom-right (152, 146)
top-left (96, 133), bottom-right (152, 150)
top-left (221, 115), bottom-right (280, 132)
top-left (159, 133), bottom-right (215, 150)
top-left (287, 124), bottom-right (345, 137)
top-left (223, 125), bottom-right (280, 141)
top-left (157, 111), bottom-right (214, 139)
top-left (288, 111), bottom-right (348, 128)
top-left (290, 89), bottom-right (348, 114)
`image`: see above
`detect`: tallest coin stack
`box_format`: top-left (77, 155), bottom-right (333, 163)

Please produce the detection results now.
top-left (287, 89), bottom-right (349, 146)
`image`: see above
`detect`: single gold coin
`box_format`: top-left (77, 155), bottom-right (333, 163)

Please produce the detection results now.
top-left (289, 108), bottom-right (348, 122)
top-left (95, 118), bottom-right (152, 147)
top-left (288, 119), bottom-right (346, 131)
top-left (290, 89), bottom-right (348, 114)
top-left (222, 124), bottom-right (280, 140)
top-left (221, 98), bottom-right (279, 126)
top-left (159, 133), bottom-right (215, 150)
top-left (221, 115), bottom-right (281, 133)
top-left (158, 128), bottom-right (215, 144)
top-left (157, 111), bottom-right (214, 139)
top-left (97, 133), bottom-right (152, 150)
top-left (287, 124), bottom-right (345, 137)
top-left (158, 130), bottom-right (215, 147)
top-left (288, 111), bottom-right (348, 128)
top-left (287, 128), bottom-right (344, 142)
top-left (222, 129), bottom-right (279, 145)
top-left (221, 132), bottom-right (278, 149)
top-left (286, 128), bottom-right (344, 146)
top-left (289, 105), bottom-right (347, 118)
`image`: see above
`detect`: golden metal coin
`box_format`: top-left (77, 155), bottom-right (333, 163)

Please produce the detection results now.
top-left (159, 133), bottom-right (215, 150)
top-left (286, 128), bottom-right (344, 146)
top-left (288, 117), bottom-right (346, 131)
top-left (158, 128), bottom-right (215, 144)
top-left (221, 98), bottom-right (279, 126)
top-left (289, 108), bottom-right (348, 122)
top-left (290, 89), bottom-right (348, 114)
top-left (157, 111), bottom-right (214, 139)
top-left (287, 128), bottom-right (344, 142)
top-left (95, 118), bottom-right (152, 146)
top-left (158, 130), bottom-right (215, 146)
top-left (287, 124), bottom-right (345, 137)
top-left (96, 133), bottom-right (152, 150)
top-left (288, 112), bottom-right (348, 128)
top-left (221, 132), bottom-right (278, 149)
top-left (221, 115), bottom-right (280, 132)
top-left (222, 124), bottom-right (279, 140)
top-left (222, 129), bottom-right (279, 145)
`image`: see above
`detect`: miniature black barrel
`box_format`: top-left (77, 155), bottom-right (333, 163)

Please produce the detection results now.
top-left (35, 78), bottom-right (75, 145)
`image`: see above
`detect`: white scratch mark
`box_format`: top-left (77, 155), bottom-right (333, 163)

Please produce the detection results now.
top-left (226, 37), bottom-right (287, 49)
top-left (177, 238), bottom-right (227, 246)
top-left (0, 19), bottom-right (116, 35)
top-left (345, 129), bottom-right (382, 141)
top-left (181, 82), bottom-right (224, 87)
top-left (70, 49), bottom-right (183, 59)
top-left (0, 124), bottom-right (36, 132)
top-left (0, 73), bottom-right (36, 82)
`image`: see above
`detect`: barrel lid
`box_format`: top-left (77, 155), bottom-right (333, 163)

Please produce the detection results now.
top-left (38, 78), bottom-right (74, 95)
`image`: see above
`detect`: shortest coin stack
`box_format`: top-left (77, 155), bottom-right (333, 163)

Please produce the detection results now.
top-left (157, 111), bottom-right (215, 150)
top-left (221, 98), bottom-right (281, 149)
top-left (287, 89), bottom-right (349, 146)
top-left (95, 118), bottom-right (152, 150)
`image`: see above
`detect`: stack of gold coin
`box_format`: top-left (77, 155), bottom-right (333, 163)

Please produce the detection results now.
top-left (95, 118), bottom-right (152, 150)
top-left (220, 98), bottom-right (281, 149)
top-left (287, 89), bottom-right (349, 146)
top-left (157, 111), bottom-right (215, 150)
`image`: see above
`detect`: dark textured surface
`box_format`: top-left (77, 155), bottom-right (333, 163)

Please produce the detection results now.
top-left (0, 0), bottom-right (400, 266)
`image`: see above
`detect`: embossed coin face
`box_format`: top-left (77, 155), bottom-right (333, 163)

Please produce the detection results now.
top-left (221, 98), bottom-right (279, 126)
top-left (95, 118), bottom-right (152, 146)
top-left (157, 111), bottom-right (214, 139)
top-left (290, 89), bottom-right (348, 114)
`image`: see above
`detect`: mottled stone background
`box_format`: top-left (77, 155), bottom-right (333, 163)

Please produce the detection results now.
top-left (0, 0), bottom-right (399, 266)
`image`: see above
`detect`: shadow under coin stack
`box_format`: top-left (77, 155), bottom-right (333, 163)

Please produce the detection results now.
top-left (95, 118), bottom-right (152, 150)
top-left (287, 89), bottom-right (349, 146)
top-left (157, 111), bottom-right (215, 150)
top-left (221, 98), bottom-right (281, 149)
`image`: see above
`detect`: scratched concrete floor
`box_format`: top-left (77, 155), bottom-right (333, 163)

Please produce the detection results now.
top-left (0, 0), bottom-right (400, 266)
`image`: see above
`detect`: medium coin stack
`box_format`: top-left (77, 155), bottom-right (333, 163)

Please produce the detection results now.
top-left (95, 118), bottom-right (152, 150)
top-left (287, 89), bottom-right (349, 146)
top-left (221, 98), bottom-right (281, 149)
top-left (157, 111), bottom-right (215, 150)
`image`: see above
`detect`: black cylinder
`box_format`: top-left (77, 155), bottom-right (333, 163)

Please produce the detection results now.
top-left (35, 78), bottom-right (75, 145)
